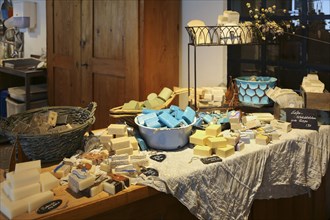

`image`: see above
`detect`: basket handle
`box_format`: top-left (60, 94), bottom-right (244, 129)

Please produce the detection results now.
top-left (86, 102), bottom-right (97, 118)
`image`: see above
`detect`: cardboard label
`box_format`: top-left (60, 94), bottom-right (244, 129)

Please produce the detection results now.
top-left (285, 108), bottom-right (318, 130)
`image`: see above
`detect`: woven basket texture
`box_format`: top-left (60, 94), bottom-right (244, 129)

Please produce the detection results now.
top-left (0, 102), bottom-right (96, 163)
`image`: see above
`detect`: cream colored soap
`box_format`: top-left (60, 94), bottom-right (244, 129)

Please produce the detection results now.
top-left (99, 133), bottom-right (113, 143)
top-left (107, 124), bottom-right (128, 136)
top-left (115, 146), bottom-right (133, 155)
top-left (6, 169), bottom-right (40, 188)
top-left (53, 164), bottom-right (71, 179)
top-left (68, 173), bottom-right (95, 193)
top-left (226, 135), bottom-right (240, 146)
top-left (27, 191), bottom-right (54, 213)
top-left (0, 188), bottom-right (28, 219)
top-left (100, 161), bottom-right (111, 172)
top-left (15, 160), bottom-right (41, 173)
top-left (40, 172), bottom-right (59, 192)
top-left (8, 182), bottom-right (41, 201)
top-left (193, 145), bottom-right (212, 157)
top-left (111, 137), bottom-right (131, 150)
top-left (128, 136), bottom-right (139, 150)
top-left (206, 137), bottom-right (228, 148)
top-left (216, 145), bottom-right (235, 158)
top-left (205, 124), bottom-right (221, 136)
top-left (245, 119), bottom-right (261, 129)
top-left (131, 158), bottom-right (149, 168)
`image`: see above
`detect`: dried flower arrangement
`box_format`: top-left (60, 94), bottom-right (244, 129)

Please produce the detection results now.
top-left (245, 2), bottom-right (305, 41)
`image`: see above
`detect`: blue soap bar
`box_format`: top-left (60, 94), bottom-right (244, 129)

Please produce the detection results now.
top-left (158, 112), bottom-right (181, 128)
top-left (179, 119), bottom-right (188, 126)
top-left (218, 117), bottom-right (229, 124)
top-left (174, 109), bottom-right (184, 120)
top-left (146, 120), bottom-right (162, 128)
top-left (195, 117), bottom-right (204, 127)
top-left (182, 106), bottom-right (195, 124)
top-left (137, 112), bottom-right (158, 125)
top-left (203, 114), bottom-right (213, 123)
top-left (142, 109), bottom-right (160, 114)
top-left (170, 105), bottom-right (181, 112)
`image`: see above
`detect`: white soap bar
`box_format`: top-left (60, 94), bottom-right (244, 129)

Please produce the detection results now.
top-left (6, 169), bottom-right (40, 188)
top-left (53, 164), bottom-right (71, 179)
top-left (130, 158), bottom-right (149, 168)
top-left (111, 153), bottom-right (129, 161)
top-left (15, 160), bottom-right (41, 173)
top-left (128, 136), bottom-right (139, 150)
top-left (81, 181), bottom-right (104, 198)
top-left (99, 134), bottom-right (113, 143)
top-left (115, 146), bottom-right (133, 155)
top-left (8, 182), bottom-right (41, 201)
top-left (130, 154), bottom-right (147, 160)
top-left (110, 159), bottom-right (130, 168)
top-left (114, 164), bottom-right (134, 173)
top-left (0, 187), bottom-right (28, 219)
top-left (111, 137), bottom-right (131, 150)
top-left (27, 191), bottom-right (54, 213)
top-left (245, 119), bottom-right (261, 129)
top-left (100, 161), bottom-right (111, 172)
top-left (68, 173), bottom-right (95, 192)
top-left (103, 180), bottom-right (125, 195)
top-left (40, 172), bottom-right (59, 192)
top-left (107, 124), bottom-right (127, 136)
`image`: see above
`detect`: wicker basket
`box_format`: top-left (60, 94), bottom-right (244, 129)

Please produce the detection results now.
top-left (109, 87), bottom-right (188, 127)
top-left (0, 102), bottom-right (96, 163)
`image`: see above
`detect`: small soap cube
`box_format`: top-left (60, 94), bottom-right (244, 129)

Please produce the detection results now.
top-left (205, 124), bottom-right (221, 136)
top-left (206, 137), bottom-right (227, 148)
top-left (128, 137), bottom-right (139, 150)
top-left (158, 112), bottom-right (180, 128)
top-left (193, 145), bottom-right (212, 157)
top-left (108, 124), bottom-right (128, 136)
top-left (256, 134), bottom-right (270, 145)
top-left (111, 137), bottom-right (131, 150)
top-left (68, 173), bottom-right (95, 193)
top-left (53, 164), bottom-right (71, 179)
top-left (189, 131), bottom-right (209, 146)
top-left (216, 145), bottom-right (235, 158)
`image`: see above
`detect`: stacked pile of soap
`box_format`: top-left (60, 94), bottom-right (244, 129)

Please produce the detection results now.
top-left (191, 124), bottom-right (241, 158)
top-left (301, 73), bottom-right (325, 93)
top-left (136, 105), bottom-right (196, 128)
top-left (11, 110), bottom-right (74, 135)
top-left (121, 87), bottom-right (173, 110)
top-left (0, 160), bottom-right (58, 219)
top-left (189, 87), bottom-right (227, 108)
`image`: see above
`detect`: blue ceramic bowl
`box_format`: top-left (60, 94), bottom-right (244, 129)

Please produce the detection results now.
top-left (135, 117), bottom-right (195, 150)
top-left (235, 76), bottom-right (277, 105)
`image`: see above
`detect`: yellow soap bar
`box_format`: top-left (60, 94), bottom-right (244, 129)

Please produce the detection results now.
top-left (226, 135), bottom-right (239, 146)
top-left (99, 133), bottom-right (113, 143)
top-left (115, 146), bottom-right (133, 155)
top-left (107, 124), bottom-right (127, 136)
top-left (111, 137), bottom-right (131, 150)
top-left (190, 131), bottom-right (209, 146)
top-left (193, 145), bottom-right (212, 156)
top-left (216, 145), bottom-right (235, 158)
top-left (122, 100), bottom-right (140, 110)
top-left (128, 137), bottom-right (139, 150)
top-left (256, 134), bottom-right (270, 145)
top-left (206, 137), bottom-right (227, 148)
top-left (205, 124), bottom-right (221, 136)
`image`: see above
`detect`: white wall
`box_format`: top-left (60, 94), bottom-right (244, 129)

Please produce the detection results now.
top-left (180, 0), bottom-right (227, 107)
top-left (22, 0), bottom-right (46, 58)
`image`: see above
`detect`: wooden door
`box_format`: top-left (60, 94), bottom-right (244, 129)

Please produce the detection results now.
top-left (47, 0), bottom-right (139, 129)
top-left (81, 0), bottom-right (139, 128)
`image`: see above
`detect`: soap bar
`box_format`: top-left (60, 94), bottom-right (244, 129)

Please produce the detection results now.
top-left (114, 164), bottom-right (134, 173)
top-left (81, 176), bottom-right (108, 198)
top-left (158, 112), bottom-right (180, 128)
top-left (100, 161), bottom-right (111, 172)
top-left (128, 137), bottom-right (139, 150)
top-left (205, 124), bottom-right (221, 136)
top-left (8, 182), bottom-right (41, 201)
top-left (239, 134), bottom-right (250, 144)
top-left (107, 124), bottom-right (128, 136)
top-left (122, 100), bottom-right (140, 110)
top-left (216, 145), bottom-right (235, 158)
top-left (189, 131), bottom-right (209, 146)
top-left (256, 134), bottom-right (270, 145)
top-left (114, 146), bottom-right (133, 155)
top-left (15, 160), bottom-right (41, 173)
top-left (47, 111), bottom-right (58, 126)
top-left (245, 119), bottom-right (261, 129)
top-left (158, 87), bottom-right (173, 101)
top-left (130, 158), bottom-right (149, 168)
top-left (103, 179), bottom-right (125, 195)
top-left (40, 172), bottom-right (59, 192)
top-left (111, 159), bottom-right (130, 168)
top-left (230, 123), bottom-right (242, 130)
top-left (206, 137), bottom-right (227, 148)
top-left (0, 189), bottom-right (28, 219)
top-left (6, 168), bottom-right (40, 188)
top-left (68, 172), bottom-right (95, 193)
top-left (240, 130), bottom-right (256, 139)
top-left (137, 113), bottom-right (158, 125)
top-left (145, 117), bottom-right (162, 128)
top-left (53, 164), bottom-right (71, 179)
top-left (235, 141), bottom-right (245, 151)
top-left (27, 191), bottom-right (54, 213)
top-left (226, 135), bottom-right (240, 146)
top-left (182, 106), bottom-right (195, 124)
top-left (193, 145), bottom-right (212, 156)
top-left (99, 133), bottom-right (113, 143)
top-left (270, 120), bottom-right (292, 133)
top-left (111, 137), bottom-right (131, 150)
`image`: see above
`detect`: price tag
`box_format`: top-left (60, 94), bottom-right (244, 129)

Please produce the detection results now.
top-left (37, 199), bottom-right (62, 214)
top-left (285, 108), bottom-right (318, 130)
top-left (200, 156), bottom-right (222, 164)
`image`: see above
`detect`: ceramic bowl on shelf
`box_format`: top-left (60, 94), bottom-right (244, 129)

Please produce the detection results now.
top-left (235, 76), bottom-right (277, 106)
top-left (134, 117), bottom-right (196, 151)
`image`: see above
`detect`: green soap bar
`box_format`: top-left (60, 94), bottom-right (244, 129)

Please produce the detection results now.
top-left (122, 100), bottom-right (139, 110)
top-left (147, 93), bottom-right (157, 101)
top-left (158, 87), bottom-right (173, 101)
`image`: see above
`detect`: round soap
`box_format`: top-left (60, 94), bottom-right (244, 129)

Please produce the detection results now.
top-left (147, 93), bottom-right (158, 101)
top-left (158, 87), bottom-right (173, 101)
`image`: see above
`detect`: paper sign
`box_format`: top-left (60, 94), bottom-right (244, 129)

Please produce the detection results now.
top-left (285, 108), bottom-right (318, 130)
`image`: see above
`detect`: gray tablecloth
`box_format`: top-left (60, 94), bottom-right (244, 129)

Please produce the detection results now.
top-left (136, 126), bottom-right (330, 220)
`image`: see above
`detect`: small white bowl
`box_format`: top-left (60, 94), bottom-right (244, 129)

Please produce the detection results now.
top-left (134, 117), bottom-right (195, 150)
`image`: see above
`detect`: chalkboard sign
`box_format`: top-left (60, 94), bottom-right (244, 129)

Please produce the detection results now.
top-left (285, 108), bottom-right (318, 130)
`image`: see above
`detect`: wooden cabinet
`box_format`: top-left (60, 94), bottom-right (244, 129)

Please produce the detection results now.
top-left (46, 0), bottom-right (180, 128)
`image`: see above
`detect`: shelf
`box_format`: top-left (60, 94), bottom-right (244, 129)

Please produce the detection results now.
top-left (185, 25), bottom-right (258, 46)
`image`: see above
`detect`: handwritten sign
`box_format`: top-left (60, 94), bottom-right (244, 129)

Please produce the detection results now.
top-left (285, 108), bottom-right (318, 130)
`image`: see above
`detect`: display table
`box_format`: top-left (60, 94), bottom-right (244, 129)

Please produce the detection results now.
top-left (0, 126), bottom-right (329, 219)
